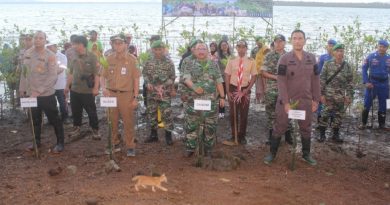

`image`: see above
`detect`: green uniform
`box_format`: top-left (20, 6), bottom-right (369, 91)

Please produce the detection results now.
top-left (182, 59), bottom-right (223, 151)
top-left (142, 55), bottom-right (176, 131)
top-left (68, 51), bottom-right (99, 94)
top-left (319, 59), bottom-right (354, 129)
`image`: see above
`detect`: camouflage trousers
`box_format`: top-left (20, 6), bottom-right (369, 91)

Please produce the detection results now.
top-left (265, 90), bottom-right (292, 131)
top-left (318, 96), bottom-right (346, 129)
top-left (184, 105), bottom-right (217, 151)
top-left (146, 98), bottom-right (174, 131)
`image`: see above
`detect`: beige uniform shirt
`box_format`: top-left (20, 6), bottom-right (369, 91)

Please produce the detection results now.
top-left (102, 53), bottom-right (140, 92)
top-left (19, 48), bottom-right (58, 96)
top-left (225, 56), bottom-right (257, 87)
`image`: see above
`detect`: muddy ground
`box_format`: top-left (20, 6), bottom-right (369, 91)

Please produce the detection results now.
top-left (0, 97), bottom-right (389, 205)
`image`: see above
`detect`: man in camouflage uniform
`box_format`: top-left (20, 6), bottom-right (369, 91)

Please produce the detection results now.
top-left (182, 42), bottom-right (225, 156)
top-left (318, 44), bottom-right (354, 143)
top-left (262, 34), bottom-right (292, 145)
top-left (142, 40), bottom-right (176, 145)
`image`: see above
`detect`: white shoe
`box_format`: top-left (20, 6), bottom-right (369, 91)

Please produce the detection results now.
top-left (218, 113), bottom-right (225, 119)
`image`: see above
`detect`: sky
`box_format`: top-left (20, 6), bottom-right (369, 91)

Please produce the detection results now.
top-left (1, 0), bottom-right (390, 3)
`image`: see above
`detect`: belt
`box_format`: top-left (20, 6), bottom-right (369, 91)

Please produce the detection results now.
top-left (370, 76), bottom-right (388, 82)
top-left (107, 89), bottom-right (128, 93)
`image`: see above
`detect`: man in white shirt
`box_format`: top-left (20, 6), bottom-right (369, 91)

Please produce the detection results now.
top-left (47, 42), bottom-right (70, 124)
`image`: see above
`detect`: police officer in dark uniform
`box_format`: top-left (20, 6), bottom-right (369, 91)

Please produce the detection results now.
top-left (359, 40), bottom-right (390, 130)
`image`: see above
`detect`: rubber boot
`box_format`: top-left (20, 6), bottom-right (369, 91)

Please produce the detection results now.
top-left (301, 138), bottom-right (317, 166)
top-left (263, 136), bottom-right (281, 165)
top-left (265, 129), bottom-right (272, 145)
top-left (332, 128), bottom-right (343, 143)
top-left (165, 130), bottom-right (173, 145)
top-left (284, 130), bottom-right (293, 145)
top-left (358, 109), bottom-right (369, 130)
top-left (144, 129), bottom-right (158, 143)
top-left (378, 112), bottom-right (386, 129)
top-left (318, 126), bottom-right (326, 143)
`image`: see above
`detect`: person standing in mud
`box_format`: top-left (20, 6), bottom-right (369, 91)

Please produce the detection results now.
top-left (264, 30), bottom-right (320, 166)
top-left (142, 40), bottom-right (176, 145)
top-left (19, 31), bottom-right (65, 153)
top-left (225, 40), bottom-right (257, 145)
top-left (252, 36), bottom-right (269, 104)
top-left (261, 34), bottom-right (292, 146)
top-left (216, 39), bottom-right (232, 119)
top-left (64, 35), bottom-right (101, 140)
top-left (359, 40), bottom-right (390, 130)
top-left (182, 42), bottom-right (225, 157)
top-left (100, 34), bottom-right (140, 157)
top-left (318, 44), bottom-right (354, 143)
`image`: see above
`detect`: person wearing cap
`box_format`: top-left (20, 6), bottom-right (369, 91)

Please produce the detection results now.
top-left (216, 39), bottom-right (232, 119)
top-left (318, 44), bottom-right (354, 143)
top-left (87, 30), bottom-right (103, 55)
top-left (19, 31), bottom-right (65, 153)
top-left (125, 33), bottom-right (138, 57)
top-left (225, 39), bottom-right (257, 145)
top-left (319, 39), bottom-right (337, 72)
top-left (262, 34), bottom-right (292, 146)
top-left (359, 39), bottom-right (390, 130)
top-left (100, 34), bottom-right (140, 157)
top-left (46, 42), bottom-right (70, 124)
top-left (64, 35), bottom-right (101, 141)
top-left (182, 42), bottom-right (225, 156)
top-left (104, 35), bottom-right (116, 57)
top-left (15, 33), bottom-right (34, 105)
top-left (65, 34), bottom-right (78, 63)
top-left (142, 40), bottom-right (176, 145)
top-left (251, 36), bottom-right (270, 104)
top-left (264, 30), bottom-right (320, 166)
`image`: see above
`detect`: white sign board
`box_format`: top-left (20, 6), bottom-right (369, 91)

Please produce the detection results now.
top-left (194, 99), bottom-right (211, 111)
top-left (288, 110), bottom-right (306, 120)
top-left (100, 97), bottom-right (117, 107)
top-left (387, 99), bottom-right (390, 109)
top-left (20, 98), bottom-right (37, 108)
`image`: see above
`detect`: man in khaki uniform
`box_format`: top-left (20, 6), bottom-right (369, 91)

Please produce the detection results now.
top-left (101, 34), bottom-right (140, 157)
top-left (19, 31), bottom-right (65, 153)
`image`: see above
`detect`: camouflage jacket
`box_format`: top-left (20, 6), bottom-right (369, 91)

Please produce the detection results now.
top-left (182, 59), bottom-right (223, 106)
top-left (142, 55), bottom-right (175, 99)
top-left (320, 59), bottom-right (354, 99)
top-left (262, 50), bottom-right (285, 92)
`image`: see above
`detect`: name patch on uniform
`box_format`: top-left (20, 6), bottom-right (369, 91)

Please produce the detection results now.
top-left (194, 99), bottom-right (211, 111)
top-left (277, 65), bottom-right (287, 76)
top-left (288, 110), bottom-right (306, 120)
top-left (100, 97), bottom-right (117, 107)
top-left (20, 98), bottom-right (37, 108)
top-left (387, 99), bottom-right (390, 109)
top-left (313, 64), bottom-right (320, 75)
top-left (121, 67), bottom-right (127, 75)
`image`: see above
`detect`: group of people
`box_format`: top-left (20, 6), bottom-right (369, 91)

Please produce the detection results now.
top-left (14, 28), bottom-right (389, 166)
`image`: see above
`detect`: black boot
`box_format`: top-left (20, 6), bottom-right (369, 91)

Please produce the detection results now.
top-left (318, 126), bottom-right (326, 143)
top-left (266, 129), bottom-right (272, 145)
top-left (301, 138), bottom-right (317, 166)
top-left (165, 130), bottom-right (173, 145)
top-left (359, 109), bottom-right (369, 130)
top-left (332, 128), bottom-right (343, 143)
top-left (284, 130), bottom-right (293, 145)
top-left (378, 112), bottom-right (386, 129)
top-left (263, 136), bottom-right (281, 165)
top-left (144, 129), bottom-right (158, 143)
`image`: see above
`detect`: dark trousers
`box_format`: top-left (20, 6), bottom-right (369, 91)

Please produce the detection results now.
top-left (229, 85), bottom-right (250, 139)
top-left (70, 91), bottom-right (99, 130)
top-left (219, 82), bottom-right (226, 114)
top-left (31, 95), bottom-right (64, 145)
top-left (55, 89), bottom-right (68, 120)
top-left (143, 82), bottom-right (148, 107)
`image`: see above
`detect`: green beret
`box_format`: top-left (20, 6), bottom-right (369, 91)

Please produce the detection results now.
top-left (332, 43), bottom-right (345, 51)
top-left (151, 40), bottom-right (165, 48)
top-left (255, 36), bottom-right (263, 42)
top-left (190, 39), bottom-right (198, 48)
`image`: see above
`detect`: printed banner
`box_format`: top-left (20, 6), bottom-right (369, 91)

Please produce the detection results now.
top-left (163, 0), bottom-right (273, 17)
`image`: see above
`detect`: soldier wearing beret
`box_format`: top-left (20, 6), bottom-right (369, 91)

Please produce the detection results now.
top-left (264, 30), bottom-right (320, 166)
top-left (142, 40), bottom-right (176, 145)
top-left (19, 31), bottom-right (65, 153)
top-left (100, 34), bottom-right (140, 157)
top-left (318, 44), bottom-right (354, 143)
top-left (359, 39), bottom-right (390, 130)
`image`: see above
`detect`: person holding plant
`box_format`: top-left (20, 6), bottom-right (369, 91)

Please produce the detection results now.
top-left (225, 40), bottom-right (257, 145)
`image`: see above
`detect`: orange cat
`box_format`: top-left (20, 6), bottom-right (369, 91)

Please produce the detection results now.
top-left (132, 174), bottom-right (168, 192)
